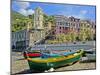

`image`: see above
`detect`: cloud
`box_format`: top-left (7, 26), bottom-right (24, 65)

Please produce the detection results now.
top-left (27, 9), bottom-right (34, 15)
top-left (77, 10), bottom-right (88, 19)
top-left (74, 15), bottom-right (85, 19)
top-left (17, 2), bottom-right (30, 9)
top-left (18, 9), bottom-right (27, 16)
top-left (18, 9), bottom-right (34, 16)
top-left (80, 10), bottom-right (87, 15)
top-left (71, 10), bottom-right (88, 19)
top-left (15, 1), bottom-right (34, 16)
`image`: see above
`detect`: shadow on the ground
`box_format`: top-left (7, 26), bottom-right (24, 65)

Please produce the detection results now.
top-left (11, 61), bottom-right (96, 75)
top-left (54, 61), bottom-right (78, 69)
top-left (12, 62), bottom-right (78, 75)
top-left (12, 69), bottom-right (44, 75)
top-left (80, 60), bottom-right (96, 63)
top-left (17, 58), bottom-right (25, 60)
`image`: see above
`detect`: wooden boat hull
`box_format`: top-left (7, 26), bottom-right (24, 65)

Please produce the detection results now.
top-left (28, 55), bottom-right (81, 71)
top-left (23, 51), bottom-right (41, 59)
top-left (41, 51), bottom-right (75, 58)
top-left (27, 50), bottom-right (83, 71)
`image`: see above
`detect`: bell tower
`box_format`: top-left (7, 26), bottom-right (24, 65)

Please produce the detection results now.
top-left (34, 7), bottom-right (44, 29)
top-left (27, 22), bottom-right (32, 30)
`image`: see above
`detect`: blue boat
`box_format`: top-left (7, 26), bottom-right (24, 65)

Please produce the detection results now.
top-left (41, 52), bottom-right (61, 58)
top-left (58, 51), bottom-right (75, 56)
top-left (41, 51), bottom-right (76, 58)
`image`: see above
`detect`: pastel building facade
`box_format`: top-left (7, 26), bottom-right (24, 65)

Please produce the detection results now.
top-left (54, 15), bottom-right (70, 34)
top-left (54, 15), bottom-right (95, 35)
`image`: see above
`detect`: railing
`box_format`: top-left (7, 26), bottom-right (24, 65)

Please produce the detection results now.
top-left (34, 27), bottom-right (55, 45)
top-left (26, 27), bottom-right (55, 51)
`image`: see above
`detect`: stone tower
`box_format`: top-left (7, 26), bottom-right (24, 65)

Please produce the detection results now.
top-left (27, 21), bottom-right (33, 31)
top-left (34, 7), bottom-right (44, 29)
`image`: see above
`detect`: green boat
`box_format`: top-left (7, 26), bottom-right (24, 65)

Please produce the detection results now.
top-left (26, 50), bottom-right (84, 72)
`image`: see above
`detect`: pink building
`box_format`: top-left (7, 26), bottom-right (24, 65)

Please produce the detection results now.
top-left (54, 15), bottom-right (96, 36)
top-left (54, 15), bottom-right (80, 34)
top-left (55, 26), bottom-right (70, 34)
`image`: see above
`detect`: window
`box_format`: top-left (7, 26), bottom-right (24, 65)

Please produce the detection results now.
top-left (38, 17), bottom-right (39, 21)
top-left (59, 27), bottom-right (61, 29)
top-left (68, 23), bottom-right (70, 26)
top-left (60, 22), bottom-right (62, 25)
top-left (73, 24), bottom-right (75, 27)
top-left (58, 22), bottom-right (60, 25)
top-left (66, 22), bottom-right (68, 26)
top-left (74, 19), bottom-right (75, 21)
top-left (78, 28), bottom-right (80, 32)
top-left (65, 27), bottom-right (68, 30)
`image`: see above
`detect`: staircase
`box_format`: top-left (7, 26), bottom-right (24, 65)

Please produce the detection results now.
top-left (34, 27), bottom-right (55, 45)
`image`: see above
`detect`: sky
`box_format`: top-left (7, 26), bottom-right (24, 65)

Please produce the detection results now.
top-left (12, 1), bottom-right (96, 21)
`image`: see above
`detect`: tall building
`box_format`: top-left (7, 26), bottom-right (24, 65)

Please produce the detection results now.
top-left (34, 7), bottom-right (44, 29)
top-left (68, 16), bottom-right (80, 33)
top-left (54, 15), bottom-right (70, 34)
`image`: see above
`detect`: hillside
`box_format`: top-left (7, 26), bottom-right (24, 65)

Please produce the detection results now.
top-left (11, 11), bottom-right (55, 32)
top-left (11, 11), bottom-right (29, 32)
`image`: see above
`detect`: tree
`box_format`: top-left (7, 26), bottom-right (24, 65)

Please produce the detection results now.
top-left (78, 23), bottom-right (87, 41)
top-left (85, 26), bottom-right (94, 41)
top-left (79, 28), bottom-right (87, 41)
top-left (43, 14), bottom-right (55, 27)
top-left (65, 34), bottom-right (72, 42)
top-left (78, 23), bottom-right (94, 41)
top-left (11, 11), bottom-right (34, 32)
top-left (70, 31), bottom-right (77, 42)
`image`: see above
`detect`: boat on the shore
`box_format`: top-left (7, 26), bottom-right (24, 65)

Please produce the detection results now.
top-left (80, 49), bottom-right (96, 62)
top-left (41, 51), bottom-right (75, 58)
top-left (25, 50), bottom-right (84, 72)
top-left (23, 51), bottom-right (41, 59)
top-left (23, 48), bottom-right (73, 58)
top-left (23, 49), bottom-right (75, 58)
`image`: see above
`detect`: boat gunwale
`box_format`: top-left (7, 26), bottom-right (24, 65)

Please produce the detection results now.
top-left (27, 50), bottom-right (83, 63)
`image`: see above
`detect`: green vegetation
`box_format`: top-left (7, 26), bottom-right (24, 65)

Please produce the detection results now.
top-left (43, 14), bottom-right (55, 27)
top-left (47, 25), bottom-right (95, 44)
top-left (54, 32), bottom-right (77, 43)
top-left (11, 11), bottom-right (35, 32)
top-left (11, 11), bottom-right (28, 32)
top-left (11, 11), bottom-right (55, 32)
top-left (79, 23), bottom-right (94, 41)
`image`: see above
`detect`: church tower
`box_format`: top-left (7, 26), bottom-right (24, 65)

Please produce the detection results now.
top-left (27, 21), bottom-right (33, 31)
top-left (34, 7), bottom-right (44, 29)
